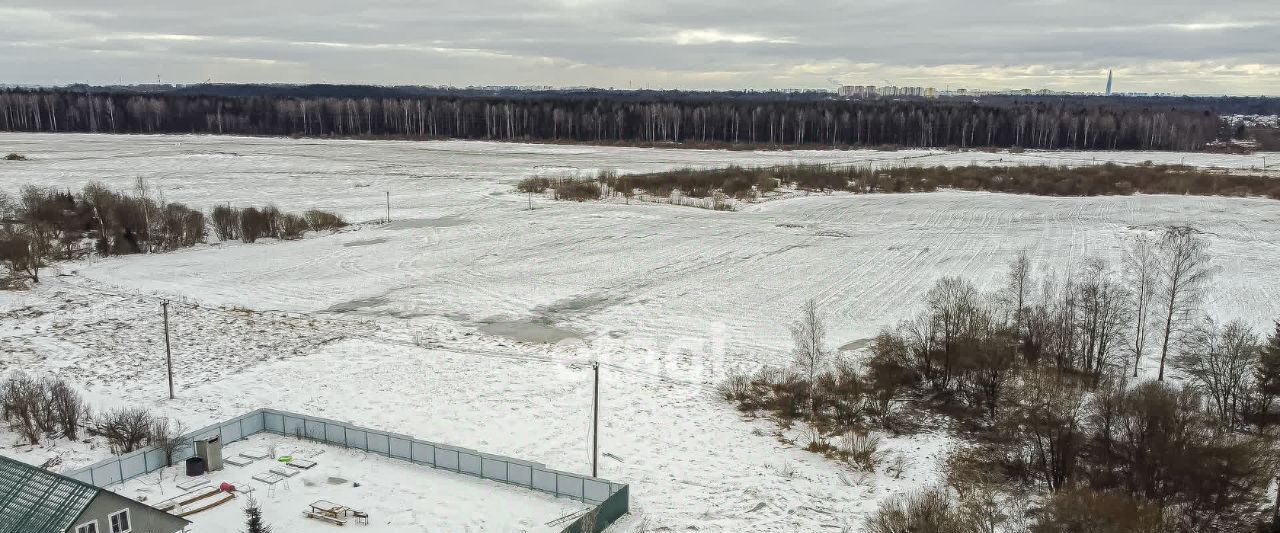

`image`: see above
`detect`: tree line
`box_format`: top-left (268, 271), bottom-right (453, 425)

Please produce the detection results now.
top-left (722, 227), bottom-right (1280, 531)
top-left (526, 163), bottom-right (1280, 209)
top-left (0, 180), bottom-right (346, 284)
top-left (0, 88), bottom-right (1226, 151)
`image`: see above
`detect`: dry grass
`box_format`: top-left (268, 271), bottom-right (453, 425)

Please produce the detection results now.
top-left (613, 163), bottom-right (1280, 200)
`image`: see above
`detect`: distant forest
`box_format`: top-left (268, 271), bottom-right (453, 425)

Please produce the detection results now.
top-left (0, 86), bottom-right (1267, 151)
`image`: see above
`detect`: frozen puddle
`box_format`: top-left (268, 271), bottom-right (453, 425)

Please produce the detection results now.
top-left (387, 216), bottom-right (469, 229)
top-left (325, 295), bottom-right (391, 313)
top-left (343, 237), bottom-right (389, 247)
top-left (839, 338), bottom-right (873, 352)
top-left (476, 317), bottom-right (582, 343)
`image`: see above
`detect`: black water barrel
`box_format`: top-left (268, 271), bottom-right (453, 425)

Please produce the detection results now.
top-left (185, 457), bottom-right (206, 477)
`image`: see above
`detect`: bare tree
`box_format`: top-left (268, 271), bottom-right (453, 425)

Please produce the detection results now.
top-left (927, 277), bottom-right (979, 389)
top-left (96, 407), bottom-right (156, 454)
top-left (0, 233), bottom-right (38, 282)
top-left (1009, 367), bottom-right (1087, 492)
top-left (1175, 318), bottom-right (1259, 427)
top-left (1006, 250), bottom-right (1033, 316)
top-left (1153, 227), bottom-right (1215, 381)
top-left (1006, 249), bottom-right (1033, 338)
top-left (47, 379), bottom-right (87, 440)
top-left (148, 417), bottom-right (189, 467)
top-left (1076, 258), bottom-right (1132, 380)
top-left (791, 298), bottom-right (829, 425)
top-left (134, 177), bottom-right (154, 252)
top-left (1123, 234), bottom-right (1160, 377)
top-left (1, 375), bottom-right (45, 444)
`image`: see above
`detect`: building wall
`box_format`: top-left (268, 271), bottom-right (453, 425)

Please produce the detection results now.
top-left (68, 491), bottom-right (188, 533)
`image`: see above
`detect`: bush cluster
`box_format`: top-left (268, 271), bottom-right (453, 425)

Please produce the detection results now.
top-left (594, 163), bottom-right (1280, 201)
top-left (1, 180), bottom-right (353, 284)
top-left (211, 204), bottom-right (345, 243)
top-left (1, 375), bottom-right (88, 443)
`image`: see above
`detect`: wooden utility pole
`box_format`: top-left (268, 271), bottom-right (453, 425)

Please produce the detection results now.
top-left (162, 300), bottom-right (174, 399)
top-left (591, 361), bottom-right (599, 478)
top-left (385, 191), bottom-right (391, 222)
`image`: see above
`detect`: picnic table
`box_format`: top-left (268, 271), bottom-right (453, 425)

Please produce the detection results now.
top-left (305, 500), bottom-right (369, 526)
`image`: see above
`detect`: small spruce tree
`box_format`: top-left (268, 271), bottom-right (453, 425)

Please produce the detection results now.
top-left (243, 497), bottom-right (271, 533)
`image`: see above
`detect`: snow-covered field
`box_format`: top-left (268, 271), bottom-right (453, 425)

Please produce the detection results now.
top-left (3, 133), bottom-right (1280, 531)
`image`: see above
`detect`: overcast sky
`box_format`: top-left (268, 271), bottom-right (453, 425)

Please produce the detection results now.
top-left (2, 1), bottom-right (1277, 95)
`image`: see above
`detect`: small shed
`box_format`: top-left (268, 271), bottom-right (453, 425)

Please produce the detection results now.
top-left (0, 454), bottom-right (190, 533)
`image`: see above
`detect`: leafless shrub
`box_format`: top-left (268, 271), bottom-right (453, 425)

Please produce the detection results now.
top-left (148, 417), bottom-right (188, 466)
top-left (0, 233), bottom-right (39, 283)
top-left (3, 153), bottom-right (28, 161)
top-left (278, 213), bottom-right (309, 240)
top-left (551, 179), bottom-right (601, 201)
top-left (303, 209), bottom-right (346, 231)
top-left (96, 407), bottom-right (156, 454)
top-left (239, 207), bottom-right (268, 243)
top-left (158, 203), bottom-right (205, 250)
top-left (1, 375), bottom-right (44, 444)
top-left (575, 507), bottom-right (599, 533)
top-left (1031, 487), bottom-right (1174, 533)
top-left (866, 487), bottom-right (967, 533)
top-left (717, 371), bottom-right (752, 403)
top-left (47, 378), bottom-right (87, 439)
top-left (211, 204), bottom-right (240, 241)
top-left (1, 376), bottom-right (90, 443)
top-left (839, 431), bottom-right (883, 471)
top-left (261, 204), bottom-right (281, 238)
top-left (516, 177), bottom-right (551, 193)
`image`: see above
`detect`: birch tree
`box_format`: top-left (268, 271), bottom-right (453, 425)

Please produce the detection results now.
top-left (791, 298), bottom-right (830, 425)
top-left (1123, 234), bottom-right (1159, 377)
top-left (1153, 227), bottom-right (1215, 381)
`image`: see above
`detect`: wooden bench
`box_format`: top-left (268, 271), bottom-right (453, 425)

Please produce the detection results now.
top-left (225, 456), bottom-right (255, 467)
top-left (155, 486), bottom-right (221, 513)
top-left (269, 466), bottom-right (299, 478)
top-left (304, 511), bottom-right (347, 526)
top-left (177, 478), bottom-right (210, 491)
top-left (178, 491), bottom-right (235, 517)
top-left (240, 448), bottom-right (271, 460)
top-left (351, 511), bottom-right (369, 525)
top-left (287, 458), bottom-right (317, 469)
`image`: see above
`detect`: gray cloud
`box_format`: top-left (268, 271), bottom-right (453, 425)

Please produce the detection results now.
top-left (1, 0), bottom-right (1276, 94)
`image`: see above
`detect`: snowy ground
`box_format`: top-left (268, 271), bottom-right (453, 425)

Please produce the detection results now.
top-left (113, 434), bottom-right (586, 533)
top-left (2, 133), bottom-right (1280, 531)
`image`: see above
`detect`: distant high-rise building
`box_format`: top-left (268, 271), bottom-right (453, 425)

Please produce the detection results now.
top-left (1105, 69), bottom-right (1113, 95)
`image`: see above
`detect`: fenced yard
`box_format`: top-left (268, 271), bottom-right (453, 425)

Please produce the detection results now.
top-left (65, 408), bottom-right (628, 533)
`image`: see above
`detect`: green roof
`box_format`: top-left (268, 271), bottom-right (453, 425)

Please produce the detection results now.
top-left (0, 454), bottom-right (98, 533)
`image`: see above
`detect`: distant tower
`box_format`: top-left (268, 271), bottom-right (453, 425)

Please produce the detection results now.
top-left (1105, 69), bottom-right (1113, 96)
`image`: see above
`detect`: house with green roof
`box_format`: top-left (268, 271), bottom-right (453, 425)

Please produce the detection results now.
top-left (0, 454), bottom-right (190, 533)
